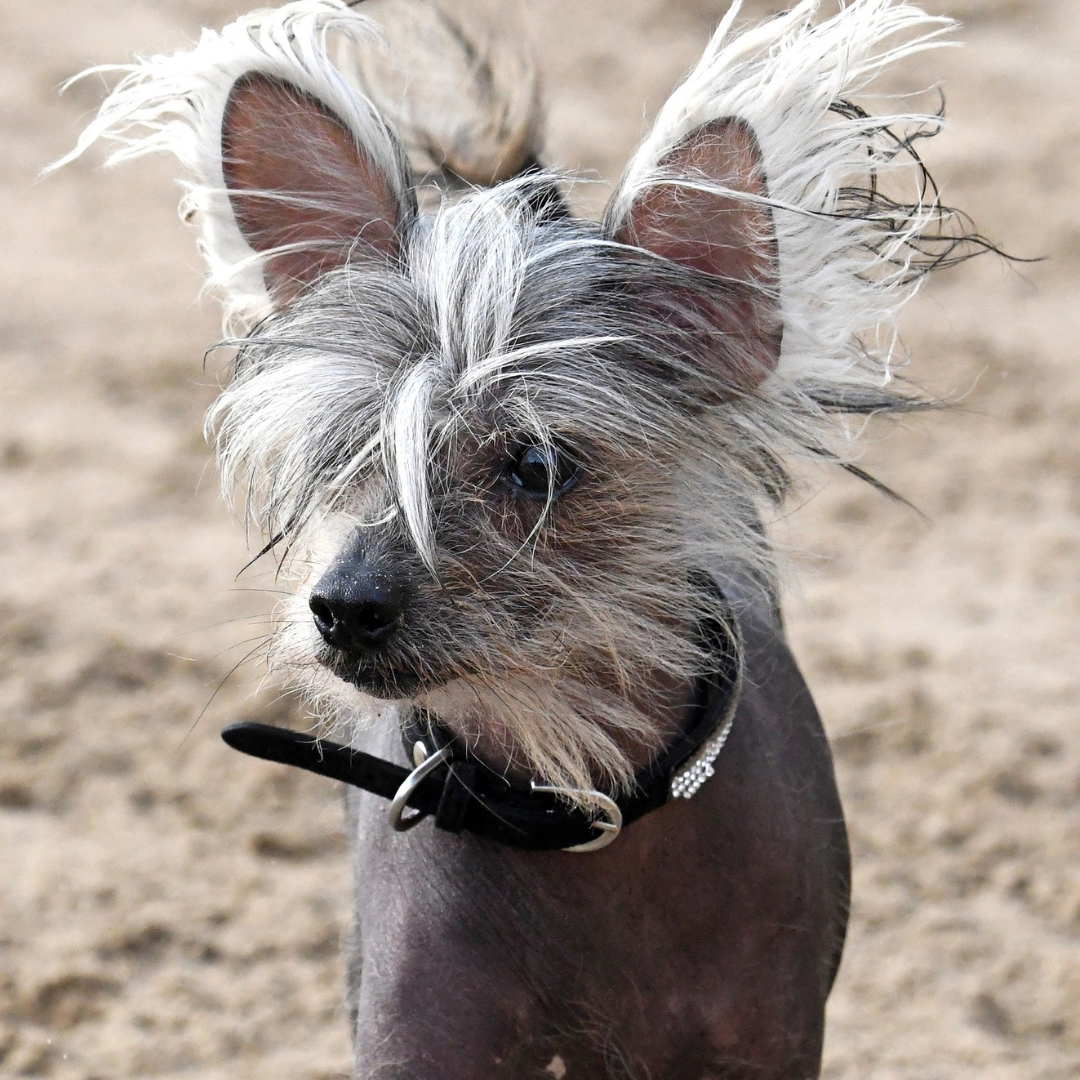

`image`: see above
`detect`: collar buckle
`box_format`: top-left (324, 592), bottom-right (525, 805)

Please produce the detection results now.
top-left (530, 784), bottom-right (624, 852)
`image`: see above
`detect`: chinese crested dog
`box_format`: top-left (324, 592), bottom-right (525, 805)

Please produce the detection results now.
top-left (61, 1), bottom-right (984, 1076)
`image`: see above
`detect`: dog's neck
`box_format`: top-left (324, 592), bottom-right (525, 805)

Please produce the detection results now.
top-left (443, 666), bottom-right (699, 784)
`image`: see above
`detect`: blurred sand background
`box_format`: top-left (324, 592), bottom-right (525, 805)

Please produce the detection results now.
top-left (1, 0), bottom-right (1077, 1076)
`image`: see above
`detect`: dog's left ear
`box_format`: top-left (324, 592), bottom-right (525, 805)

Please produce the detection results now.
top-left (609, 117), bottom-right (782, 390)
top-left (221, 72), bottom-right (407, 307)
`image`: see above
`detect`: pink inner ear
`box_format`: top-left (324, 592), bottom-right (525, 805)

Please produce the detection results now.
top-left (616, 117), bottom-right (782, 388)
top-left (221, 73), bottom-right (401, 306)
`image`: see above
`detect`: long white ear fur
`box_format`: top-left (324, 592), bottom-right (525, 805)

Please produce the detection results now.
top-left (607, 0), bottom-right (959, 399)
top-left (52, 0), bottom-right (412, 335)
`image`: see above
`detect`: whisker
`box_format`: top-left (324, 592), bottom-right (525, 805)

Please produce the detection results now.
top-left (179, 637), bottom-right (273, 748)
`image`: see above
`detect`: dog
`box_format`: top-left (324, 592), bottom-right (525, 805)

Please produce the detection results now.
top-left (59, 1), bottom-right (984, 1075)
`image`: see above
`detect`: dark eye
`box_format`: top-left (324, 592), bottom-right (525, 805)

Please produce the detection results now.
top-left (506, 444), bottom-right (581, 500)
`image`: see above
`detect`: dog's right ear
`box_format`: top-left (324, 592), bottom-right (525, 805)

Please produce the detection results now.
top-left (220, 72), bottom-right (404, 307)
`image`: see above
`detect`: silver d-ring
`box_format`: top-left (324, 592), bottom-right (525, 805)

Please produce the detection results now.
top-left (530, 784), bottom-right (623, 853)
top-left (388, 746), bottom-right (452, 832)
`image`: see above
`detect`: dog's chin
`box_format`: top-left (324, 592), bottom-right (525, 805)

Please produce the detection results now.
top-left (320, 654), bottom-right (436, 702)
top-left (344, 668), bottom-right (422, 700)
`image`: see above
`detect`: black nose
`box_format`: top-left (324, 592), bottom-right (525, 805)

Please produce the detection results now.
top-left (309, 564), bottom-right (408, 653)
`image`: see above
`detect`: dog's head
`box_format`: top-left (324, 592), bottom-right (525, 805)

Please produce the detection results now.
top-left (62, 0), bottom-right (969, 793)
top-left (209, 67), bottom-right (780, 793)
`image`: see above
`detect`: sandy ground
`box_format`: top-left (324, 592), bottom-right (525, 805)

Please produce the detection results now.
top-left (1, 0), bottom-right (1077, 1077)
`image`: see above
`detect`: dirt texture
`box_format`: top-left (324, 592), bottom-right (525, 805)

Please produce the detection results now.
top-left (2, 0), bottom-right (1077, 1077)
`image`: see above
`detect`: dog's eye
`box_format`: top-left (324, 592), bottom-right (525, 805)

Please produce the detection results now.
top-left (506, 445), bottom-right (581, 500)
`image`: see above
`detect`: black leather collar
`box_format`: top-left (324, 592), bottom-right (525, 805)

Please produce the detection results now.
top-left (222, 596), bottom-right (740, 852)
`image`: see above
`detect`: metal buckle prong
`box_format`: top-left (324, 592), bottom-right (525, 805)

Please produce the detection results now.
top-left (388, 745), bottom-right (452, 832)
top-left (530, 784), bottom-right (623, 853)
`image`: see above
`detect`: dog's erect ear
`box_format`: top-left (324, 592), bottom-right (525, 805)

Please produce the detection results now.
top-left (54, 5), bottom-right (416, 331)
top-left (221, 73), bottom-right (403, 306)
top-left (611, 117), bottom-right (781, 390)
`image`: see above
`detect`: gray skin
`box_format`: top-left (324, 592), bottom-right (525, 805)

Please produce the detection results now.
top-left (341, 581), bottom-right (850, 1080)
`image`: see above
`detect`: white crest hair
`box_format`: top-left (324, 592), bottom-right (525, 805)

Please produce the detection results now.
top-left (56, 0), bottom-right (970, 390)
